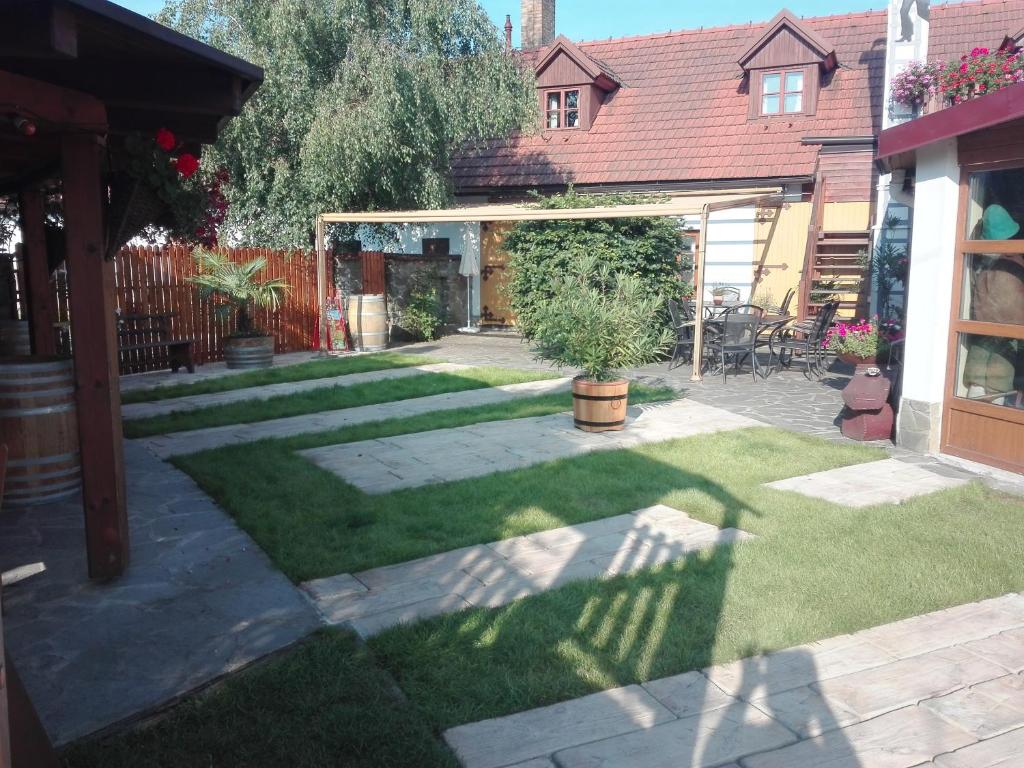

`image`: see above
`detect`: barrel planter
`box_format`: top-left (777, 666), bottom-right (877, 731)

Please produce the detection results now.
top-left (0, 357), bottom-right (81, 507)
top-left (0, 320), bottom-right (30, 356)
top-left (346, 294), bottom-right (388, 351)
top-left (571, 377), bottom-right (630, 432)
top-left (223, 335), bottom-right (275, 369)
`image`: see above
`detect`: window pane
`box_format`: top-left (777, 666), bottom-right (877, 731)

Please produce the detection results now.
top-left (565, 90), bottom-right (580, 109)
top-left (546, 110), bottom-right (560, 129)
top-left (784, 93), bottom-right (802, 113)
top-left (566, 110), bottom-right (580, 128)
top-left (785, 71), bottom-right (804, 93)
top-left (955, 333), bottom-right (1024, 409)
top-left (762, 94), bottom-right (780, 114)
top-left (961, 254), bottom-right (1024, 325)
top-left (546, 92), bottom-right (561, 110)
top-left (966, 167), bottom-right (1024, 240)
top-left (763, 74), bottom-right (781, 94)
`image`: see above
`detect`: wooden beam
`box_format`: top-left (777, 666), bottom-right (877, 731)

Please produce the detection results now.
top-left (0, 3), bottom-right (77, 59)
top-left (17, 190), bottom-right (58, 356)
top-left (105, 107), bottom-right (221, 144)
top-left (60, 133), bottom-right (129, 581)
top-left (0, 70), bottom-right (105, 129)
top-left (86, 69), bottom-right (243, 116)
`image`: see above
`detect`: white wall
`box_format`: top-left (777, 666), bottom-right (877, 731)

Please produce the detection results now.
top-left (702, 206), bottom-right (757, 301)
top-left (901, 139), bottom-right (959, 406)
top-left (358, 222), bottom-right (482, 320)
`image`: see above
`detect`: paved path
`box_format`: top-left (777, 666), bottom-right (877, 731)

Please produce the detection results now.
top-left (122, 362), bottom-right (470, 419)
top-left (119, 350), bottom-right (320, 394)
top-left (443, 592), bottom-right (1024, 768)
top-left (134, 377), bottom-right (572, 458)
top-left (0, 444), bottom-right (320, 745)
top-left (301, 400), bottom-right (761, 494)
top-left (766, 458), bottom-right (969, 507)
top-left (302, 505), bottom-right (753, 638)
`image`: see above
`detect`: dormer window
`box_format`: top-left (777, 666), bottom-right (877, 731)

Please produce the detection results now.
top-left (762, 70), bottom-right (804, 115)
top-left (545, 89), bottom-right (581, 129)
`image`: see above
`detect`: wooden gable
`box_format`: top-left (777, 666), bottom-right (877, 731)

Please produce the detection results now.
top-left (738, 9), bottom-right (837, 72)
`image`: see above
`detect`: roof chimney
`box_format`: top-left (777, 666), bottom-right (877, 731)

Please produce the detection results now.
top-left (521, 0), bottom-right (555, 49)
top-left (505, 14), bottom-right (513, 51)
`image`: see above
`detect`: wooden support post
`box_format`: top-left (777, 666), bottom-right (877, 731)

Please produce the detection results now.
top-left (690, 203), bottom-right (711, 382)
top-left (61, 134), bottom-right (129, 581)
top-left (16, 189), bottom-right (57, 356)
top-left (315, 215), bottom-right (329, 356)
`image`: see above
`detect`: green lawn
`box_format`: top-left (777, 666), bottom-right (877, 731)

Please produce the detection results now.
top-left (174, 384), bottom-right (677, 581)
top-left (61, 631), bottom-right (457, 768)
top-left (367, 430), bottom-right (1024, 731)
top-left (121, 351), bottom-right (438, 404)
top-left (125, 366), bottom-right (558, 438)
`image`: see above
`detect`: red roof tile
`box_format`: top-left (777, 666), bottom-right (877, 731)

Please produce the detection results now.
top-left (453, 0), bottom-right (1024, 192)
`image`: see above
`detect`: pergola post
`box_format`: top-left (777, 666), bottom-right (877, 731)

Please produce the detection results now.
top-left (690, 203), bottom-right (711, 382)
top-left (17, 189), bottom-right (58, 356)
top-left (315, 215), bottom-right (329, 356)
top-left (60, 133), bottom-right (129, 581)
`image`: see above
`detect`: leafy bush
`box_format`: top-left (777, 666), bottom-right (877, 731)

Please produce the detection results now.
top-left (397, 274), bottom-right (444, 341)
top-left (503, 189), bottom-right (685, 337)
top-left (530, 256), bottom-right (673, 381)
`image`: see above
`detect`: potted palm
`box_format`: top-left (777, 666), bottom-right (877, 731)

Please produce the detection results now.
top-left (531, 257), bottom-right (672, 432)
top-left (189, 248), bottom-right (289, 369)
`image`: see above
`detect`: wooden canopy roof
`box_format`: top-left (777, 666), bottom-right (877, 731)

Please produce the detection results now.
top-left (1, 0), bottom-right (263, 191)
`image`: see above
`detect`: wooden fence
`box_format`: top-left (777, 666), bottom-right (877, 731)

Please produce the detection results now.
top-left (48, 245), bottom-right (319, 372)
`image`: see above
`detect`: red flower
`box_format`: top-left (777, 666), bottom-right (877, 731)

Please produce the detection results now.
top-left (175, 153), bottom-right (200, 179)
top-left (155, 128), bottom-right (176, 152)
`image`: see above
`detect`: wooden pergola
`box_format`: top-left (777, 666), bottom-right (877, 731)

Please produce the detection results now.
top-left (1, 0), bottom-right (262, 581)
top-left (315, 189), bottom-right (783, 382)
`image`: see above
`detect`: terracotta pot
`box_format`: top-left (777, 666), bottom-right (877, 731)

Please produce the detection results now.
top-left (224, 335), bottom-right (275, 369)
top-left (837, 352), bottom-right (876, 366)
top-left (713, 296), bottom-right (724, 306)
top-left (572, 377), bottom-right (629, 432)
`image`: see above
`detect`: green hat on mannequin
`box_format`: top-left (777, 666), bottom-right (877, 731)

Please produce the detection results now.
top-left (982, 204), bottom-right (1021, 240)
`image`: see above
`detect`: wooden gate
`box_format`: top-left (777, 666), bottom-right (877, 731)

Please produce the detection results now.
top-left (479, 222), bottom-right (516, 326)
top-left (360, 251), bottom-right (386, 295)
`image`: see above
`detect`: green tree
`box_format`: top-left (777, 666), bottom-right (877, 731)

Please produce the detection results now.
top-left (503, 189), bottom-right (687, 337)
top-left (155, 0), bottom-right (534, 248)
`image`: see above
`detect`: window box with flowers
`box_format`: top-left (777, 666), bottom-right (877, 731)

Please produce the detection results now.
top-left (889, 48), bottom-right (1024, 114)
top-left (106, 128), bottom-right (229, 258)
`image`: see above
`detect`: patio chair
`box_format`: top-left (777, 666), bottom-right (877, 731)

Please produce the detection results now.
top-left (667, 299), bottom-right (698, 369)
top-left (778, 287), bottom-right (796, 316)
top-left (704, 304), bottom-right (766, 383)
top-left (770, 300), bottom-right (840, 379)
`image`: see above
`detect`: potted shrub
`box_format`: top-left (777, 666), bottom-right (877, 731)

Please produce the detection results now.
top-left (189, 248), bottom-right (289, 369)
top-left (530, 257), bottom-right (672, 432)
top-left (823, 317), bottom-right (902, 367)
top-left (711, 285), bottom-right (728, 306)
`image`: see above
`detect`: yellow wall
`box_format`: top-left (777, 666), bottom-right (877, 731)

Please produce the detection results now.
top-left (751, 201), bottom-right (871, 312)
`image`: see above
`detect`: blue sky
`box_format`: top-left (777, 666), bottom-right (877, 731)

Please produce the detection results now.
top-left (114, 0), bottom-right (884, 45)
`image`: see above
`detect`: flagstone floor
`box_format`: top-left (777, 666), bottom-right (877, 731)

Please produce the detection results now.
top-left (122, 362), bottom-right (470, 419)
top-left (300, 399), bottom-right (760, 494)
top-left (133, 376), bottom-right (572, 458)
top-left (302, 504), bottom-right (754, 638)
top-left (443, 593), bottom-right (1024, 768)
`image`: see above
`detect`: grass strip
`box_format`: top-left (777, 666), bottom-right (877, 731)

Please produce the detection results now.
top-left (173, 384), bottom-right (676, 581)
top-left (121, 351), bottom-right (438, 404)
top-left (125, 366), bottom-right (557, 438)
top-left (61, 630), bottom-right (457, 768)
top-left (368, 430), bottom-right (1023, 731)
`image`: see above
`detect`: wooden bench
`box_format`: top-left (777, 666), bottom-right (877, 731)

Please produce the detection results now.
top-left (117, 313), bottom-right (195, 375)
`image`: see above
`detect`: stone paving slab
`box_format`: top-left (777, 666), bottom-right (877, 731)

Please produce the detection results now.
top-left (122, 362), bottom-right (470, 419)
top-left (765, 458), bottom-right (970, 507)
top-left (0, 444), bottom-right (320, 745)
top-left (301, 399), bottom-right (762, 494)
top-left (301, 505), bottom-right (753, 637)
top-left (441, 594), bottom-right (1024, 768)
top-left (133, 376), bottom-right (572, 458)
top-left (119, 350), bottom-right (318, 393)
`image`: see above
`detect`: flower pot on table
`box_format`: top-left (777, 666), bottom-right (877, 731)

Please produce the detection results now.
top-left (224, 335), bottom-right (275, 369)
top-left (572, 377), bottom-right (629, 432)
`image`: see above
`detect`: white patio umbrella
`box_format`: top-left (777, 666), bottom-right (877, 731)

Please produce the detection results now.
top-left (458, 248), bottom-right (480, 333)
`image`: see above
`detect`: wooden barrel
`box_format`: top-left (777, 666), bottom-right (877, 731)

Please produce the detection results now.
top-left (224, 335), bottom-right (275, 369)
top-left (0, 357), bottom-right (80, 507)
top-left (571, 377), bottom-right (630, 432)
top-left (0, 320), bottom-right (31, 356)
top-left (346, 294), bottom-right (388, 351)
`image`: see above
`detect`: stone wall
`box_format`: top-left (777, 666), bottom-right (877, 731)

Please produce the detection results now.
top-left (333, 253), bottom-right (467, 342)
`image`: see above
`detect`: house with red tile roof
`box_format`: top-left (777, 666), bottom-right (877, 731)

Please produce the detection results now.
top-left (437, 0), bottom-right (1024, 326)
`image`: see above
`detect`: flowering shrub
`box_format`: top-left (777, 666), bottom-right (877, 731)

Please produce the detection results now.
top-left (890, 61), bottom-right (943, 107)
top-left (940, 47), bottom-right (1024, 104)
top-left (823, 317), bottom-right (903, 360)
top-left (108, 128), bottom-right (229, 253)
